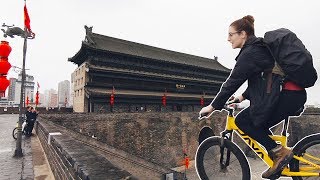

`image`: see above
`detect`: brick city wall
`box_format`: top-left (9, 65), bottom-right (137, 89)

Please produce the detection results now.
top-left (35, 119), bottom-right (133, 180)
top-left (35, 121), bottom-right (81, 179)
top-left (40, 112), bottom-right (221, 168)
top-left (288, 115), bottom-right (320, 146)
top-left (39, 109), bottom-right (320, 169)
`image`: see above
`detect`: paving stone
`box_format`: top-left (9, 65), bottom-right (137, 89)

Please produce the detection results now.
top-left (0, 114), bottom-right (34, 180)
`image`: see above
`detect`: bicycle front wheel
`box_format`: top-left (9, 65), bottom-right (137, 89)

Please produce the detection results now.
top-left (12, 127), bottom-right (18, 140)
top-left (291, 133), bottom-right (320, 180)
top-left (195, 136), bottom-right (251, 180)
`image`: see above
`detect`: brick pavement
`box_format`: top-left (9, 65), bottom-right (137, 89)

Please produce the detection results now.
top-left (0, 114), bottom-right (34, 180)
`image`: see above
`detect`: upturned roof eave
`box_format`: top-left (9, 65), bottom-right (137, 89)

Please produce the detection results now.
top-left (68, 42), bottom-right (93, 65)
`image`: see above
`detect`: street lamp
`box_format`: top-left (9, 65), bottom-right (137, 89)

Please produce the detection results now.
top-left (1, 23), bottom-right (34, 157)
top-left (12, 65), bottom-right (30, 72)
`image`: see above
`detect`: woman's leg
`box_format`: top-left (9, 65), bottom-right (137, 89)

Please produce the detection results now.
top-left (266, 90), bottom-right (307, 129)
top-left (235, 108), bottom-right (278, 151)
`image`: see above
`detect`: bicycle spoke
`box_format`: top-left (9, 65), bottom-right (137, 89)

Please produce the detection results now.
top-left (203, 146), bottom-right (244, 179)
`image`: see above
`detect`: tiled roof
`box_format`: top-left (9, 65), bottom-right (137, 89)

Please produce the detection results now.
top-left (69, 27), bottom-right (230, 72)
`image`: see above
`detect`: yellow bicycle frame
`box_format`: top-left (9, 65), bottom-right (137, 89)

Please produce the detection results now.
top-left (225, 113), bottom-right (320, 177)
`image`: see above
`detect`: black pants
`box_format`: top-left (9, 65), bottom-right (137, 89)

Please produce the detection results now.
top-left (235, 90), bottom-right (306, 151)
top-left (26, 119), bottom-right (35, 135)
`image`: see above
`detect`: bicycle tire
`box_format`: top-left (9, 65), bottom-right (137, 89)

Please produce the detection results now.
top-left (290, 133), bottom-right (320, 180)
top-left (12, 127), bottom-right (18, 140)
top-left (195, 136), bottom-right (251, 180)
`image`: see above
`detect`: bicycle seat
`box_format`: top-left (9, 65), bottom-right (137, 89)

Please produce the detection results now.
top-left (290, 107), bottom-right (304, 116)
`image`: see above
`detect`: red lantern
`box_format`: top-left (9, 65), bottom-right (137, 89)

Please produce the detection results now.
top-left (26, 96), bottom-right (29, 106)
top-left (184, 156), bottom-right (190, 169)
top-left (0, 41), bottom-right (11, 97)
top-left (0, 76), bottom-right (10, 97)
top-left (0, 41), bottom-right (12, 57)
top-left (0, 58), bottom-right (11, 75)
top-left (110, 94), bottom-right (114, 106)
top-left (162, 94), bottom-right (166, 106)
top-left (35, 91), bottom-right (39, 105)
top-left (200, 96), bottom-right (204, 106)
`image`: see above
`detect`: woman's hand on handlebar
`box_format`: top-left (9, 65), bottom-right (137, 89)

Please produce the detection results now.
top-left (198, 105), bottom-right (215, 120)
top-left (226, 95), bottom-right (245, 105)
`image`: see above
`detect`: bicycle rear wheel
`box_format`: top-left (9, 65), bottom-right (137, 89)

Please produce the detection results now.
top-left (12, 127), bottom-right (18, 140)
top-left (195, 136), bottom-right (251, 180)
top-left (291, 133), bottom-right (320, 180)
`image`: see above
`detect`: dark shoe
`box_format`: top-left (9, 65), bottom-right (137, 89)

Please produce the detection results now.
top-left (262, 145), bottom-right (294, 179)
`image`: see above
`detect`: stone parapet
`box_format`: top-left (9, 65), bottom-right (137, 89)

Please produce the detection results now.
top-left (35, 119), bottom-right (133, 180)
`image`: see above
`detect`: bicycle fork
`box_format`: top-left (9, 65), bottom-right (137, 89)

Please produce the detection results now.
top-left (219, 130), bottom-right (233, 170)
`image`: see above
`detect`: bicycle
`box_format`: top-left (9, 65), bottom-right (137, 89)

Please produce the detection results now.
top-left (12, 119), bottom-right (29, 140)
top-left (195, 101), bottom-right (320, 180)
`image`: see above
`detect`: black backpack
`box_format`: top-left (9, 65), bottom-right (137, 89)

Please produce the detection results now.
top-left (263, 28), bottom-right (318, 88)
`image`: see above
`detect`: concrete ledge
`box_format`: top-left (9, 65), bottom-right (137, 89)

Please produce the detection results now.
top-left (35, 120), bottom-right (133, 180)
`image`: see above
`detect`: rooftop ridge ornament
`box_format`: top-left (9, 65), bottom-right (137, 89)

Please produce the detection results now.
top-left (1, 23), bottom-right (35, 39)
top-left (84, 25), bottom-right (95, 45)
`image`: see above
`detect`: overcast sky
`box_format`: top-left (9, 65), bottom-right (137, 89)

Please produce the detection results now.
top-left (1, 0), bottom-right (319, 105)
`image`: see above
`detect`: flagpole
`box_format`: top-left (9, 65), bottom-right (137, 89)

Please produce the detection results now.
top-left (14, 0), bottom-right (32, 157)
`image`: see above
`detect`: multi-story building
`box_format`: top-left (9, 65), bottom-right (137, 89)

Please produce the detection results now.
top-left (39, 92), bottom-right (45, 107)
top-left (13, 73), bottom-right (35, 105)
top-left (69, 26), bottom-right (230, 113)
top-left (43, 90), bottom-right (50, 107)
top-left (8, 78), bottom-right (17, 101)
top-left (69, 74), bottom-right (74, 107)
top-left (48, 89), bottom-right (58, 108)
top-left (70, 63), bottom-right (86, 112)
top-left (0, 97), bottom-right (15, 107)
top-left (58, 80), bottom-right (70, 107)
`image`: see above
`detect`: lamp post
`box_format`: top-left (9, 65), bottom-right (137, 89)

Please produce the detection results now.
top-left (14, 32), bottom-right (27, 157)
top-left (15, 27), bottom-right (29, 157)
top-left (1, 23), bottom-right (34, 157)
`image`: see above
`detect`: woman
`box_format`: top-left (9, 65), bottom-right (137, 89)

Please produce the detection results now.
top-left (199, 15), bottom-right (306, 178)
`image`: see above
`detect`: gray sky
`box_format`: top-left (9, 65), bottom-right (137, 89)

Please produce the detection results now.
top-left (1, 0), bottom-right (319, 105)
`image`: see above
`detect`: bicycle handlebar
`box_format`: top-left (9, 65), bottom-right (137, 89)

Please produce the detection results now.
top-left (198, 98), bottom-right (240, 120)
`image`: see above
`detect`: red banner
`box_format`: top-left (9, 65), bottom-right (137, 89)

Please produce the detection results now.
top-left (24, 3), bottom-right (31, 31)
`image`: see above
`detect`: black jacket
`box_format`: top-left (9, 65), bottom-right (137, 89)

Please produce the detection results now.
top-left (26, 110), bottom-right (38, 122)
top-left (211, 36), bottom-right (282, 126)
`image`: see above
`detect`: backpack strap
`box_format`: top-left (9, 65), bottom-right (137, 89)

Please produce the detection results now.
top-left (266, 71), bottom-right (273, 94)
top-left (261, 38), bottom-right (286, 80)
